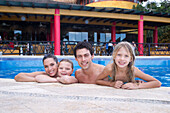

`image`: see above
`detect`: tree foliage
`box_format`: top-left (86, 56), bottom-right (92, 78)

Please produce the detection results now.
top-left (133, 0), bottom-right (170, 43)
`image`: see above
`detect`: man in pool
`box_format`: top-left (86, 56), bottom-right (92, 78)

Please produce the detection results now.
top-left (73, 41), bottom-right (105, 84)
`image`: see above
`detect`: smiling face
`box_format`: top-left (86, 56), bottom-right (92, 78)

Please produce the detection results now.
top-left (43, 58), bottom-right (58, 77)
top-left (115, 47), bottom-right (132, 69)
top-left (75, 48), bottom-right (94, 70)
top-left (58, 61), bottom-right (73, 77)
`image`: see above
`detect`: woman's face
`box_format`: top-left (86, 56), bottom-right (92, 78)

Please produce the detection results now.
top-left (43, 58), bottom-right (58, 77)
top-left (58, 61), bottom-right (73, 77)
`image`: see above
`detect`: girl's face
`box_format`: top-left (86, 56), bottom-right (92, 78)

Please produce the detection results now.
top-left (115, 47), bottom-right (131, 68)
top-left (44, 58), bottom-right (58, 77)
top-left (58, 61), bottom-right (73, 77)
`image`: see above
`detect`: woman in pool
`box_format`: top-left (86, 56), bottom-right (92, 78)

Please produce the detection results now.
top-left (96, 41), bottom-right (161, 89)
top-left (15, 54), bottom-right (77, 83)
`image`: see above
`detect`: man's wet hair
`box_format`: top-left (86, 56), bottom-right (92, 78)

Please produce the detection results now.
top-left (43, 54), bottom-right (58, 64)
top-left (73, 41), bottom-right (94, 57)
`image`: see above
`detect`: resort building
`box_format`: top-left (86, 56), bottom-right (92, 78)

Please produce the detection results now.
top-left (0, 0), bottom-right (169, 55)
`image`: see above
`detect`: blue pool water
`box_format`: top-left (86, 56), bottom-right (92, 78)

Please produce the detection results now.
top-left (0, 56), bottom-right (169, 87)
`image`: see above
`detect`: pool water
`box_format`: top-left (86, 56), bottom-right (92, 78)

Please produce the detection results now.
top-left (0, 56), bottom-right (169, 87)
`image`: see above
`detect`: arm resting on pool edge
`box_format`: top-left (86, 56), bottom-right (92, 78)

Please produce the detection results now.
top-left (57, 75), bottom-right (78, 84)
top-left (121, 67), bottom-right (162, 89)
top-left (35, 75), bottom-right (58, 83)
top-left (95, 64), bottom-right (117, 87)
top-left (14, 72), bottom-right (46, 82)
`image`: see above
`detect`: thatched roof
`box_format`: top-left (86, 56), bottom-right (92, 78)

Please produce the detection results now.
top-left (6, 0), bottom-right (77, 4)
top-left (140, 0), bottom-right (148, 2)
top-left (6, 0), bottom-right (147, 4)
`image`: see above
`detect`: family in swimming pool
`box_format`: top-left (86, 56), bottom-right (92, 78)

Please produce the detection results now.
top-left (14, 41), bottom-right (162, 89)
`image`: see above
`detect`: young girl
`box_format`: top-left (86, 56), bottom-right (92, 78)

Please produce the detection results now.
top-left (57, 59), bottom-right (78, 84)
top-left (96, 41), bottom-right (161, 89)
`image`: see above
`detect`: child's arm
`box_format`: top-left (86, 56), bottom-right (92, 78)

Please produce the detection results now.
top-left (35, 75), bottom-right (58, 83)
top-left (122, 67), bottom-right (162, 89)
top-left (57, 75), bottom-right (78, 84)
top-left (96, 64), bottom-right (122, 88)
top-left (14, 72), bottom-right (46, 82)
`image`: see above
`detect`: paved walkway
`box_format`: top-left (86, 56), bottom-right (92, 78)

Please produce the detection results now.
top-left (0, 78), bottom-right (170, 113)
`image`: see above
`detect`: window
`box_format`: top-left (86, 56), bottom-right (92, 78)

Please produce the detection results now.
top-left (14, 30), bottom-right (22, 40)
top-left (94, 32), bottom-right (97, 42)
top-left (100, 33), bottom-right (105, 42)
top-left (14, 30), bottom-right (22, 35)
top-left (100, 33), bottom-right (111, 42)
top-left (106, 33), bottom-right (111, 42)
top-left (69, 32), bottom-right (88, 43)
top-left (116, 33), bottom-right (126, 41)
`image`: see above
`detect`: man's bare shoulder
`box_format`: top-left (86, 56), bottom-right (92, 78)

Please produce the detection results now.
top-left (75, 69), bottom-right (85, 82)
top-left (94, 63), bottom-right (105, 69)
top-left (93, 63), bottom-right (105, 72)
top-left (75, 69), bottom-right (83, 77)
top-left (75, 69), bottom-right (82, 73)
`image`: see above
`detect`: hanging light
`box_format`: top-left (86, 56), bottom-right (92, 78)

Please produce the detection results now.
top-left (21, 16), bottom-right (26, 21)
top-left (2, 23), bottom-right (6, 26)
top-left (39, 22), bottom-right (43, 27)
top-left (85, 19), bottom-right (89, 24)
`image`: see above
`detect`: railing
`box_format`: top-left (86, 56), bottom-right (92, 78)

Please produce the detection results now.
top-left (0, 41), bottom-right (54, 55)
top-left (88, 42), bottom-right (170, 56)
top-left (0, 41), bottom-right (169, 56)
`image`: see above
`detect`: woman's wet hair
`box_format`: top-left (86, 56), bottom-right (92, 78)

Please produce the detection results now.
top-left (59, 59), bottom-right (74, 69)
top-left (73, 41), bottom-right (94, 58)
top-left (43, 54), bottom-right (58, 64)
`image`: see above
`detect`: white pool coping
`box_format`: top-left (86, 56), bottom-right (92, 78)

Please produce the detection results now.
top-left (0, 78), bottom-right (170, 113)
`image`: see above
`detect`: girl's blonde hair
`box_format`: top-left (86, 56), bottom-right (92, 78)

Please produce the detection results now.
top-left (111, 41), bottom-right (136, 82)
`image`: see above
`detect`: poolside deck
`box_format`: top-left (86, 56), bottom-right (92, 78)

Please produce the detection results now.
top-left (0, 78), bottom-right (170, 113)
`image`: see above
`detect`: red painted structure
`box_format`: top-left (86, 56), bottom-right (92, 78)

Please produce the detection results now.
top-left (153, 26), bottom-right (158, 44)
top-left (54, 9), bottom-right (60, 55)
top-left (138, 15), bottom-right (144, 56)
top-left (111, 22), bottom-right (116, 43)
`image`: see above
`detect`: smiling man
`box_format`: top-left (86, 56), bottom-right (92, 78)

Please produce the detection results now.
top-left (73, 41), bottom-right (105, 84)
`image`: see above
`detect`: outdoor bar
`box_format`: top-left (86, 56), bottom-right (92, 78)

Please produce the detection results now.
top-left (0, 0), bottom-right (169, 56)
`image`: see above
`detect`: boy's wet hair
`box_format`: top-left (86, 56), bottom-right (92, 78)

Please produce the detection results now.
top-left (59, 59), bottom-right (74, 69)
top-left (73, 41), bottom-right (94, 57)
top-left (43, 54), bottom-right (58, 64)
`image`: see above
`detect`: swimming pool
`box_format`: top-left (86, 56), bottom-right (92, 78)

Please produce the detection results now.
top-left (0, 56), bottom-right (169, 87)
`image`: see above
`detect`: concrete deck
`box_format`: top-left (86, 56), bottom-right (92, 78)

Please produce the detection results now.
top-left (0, 78), bottom-right (170, 113)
